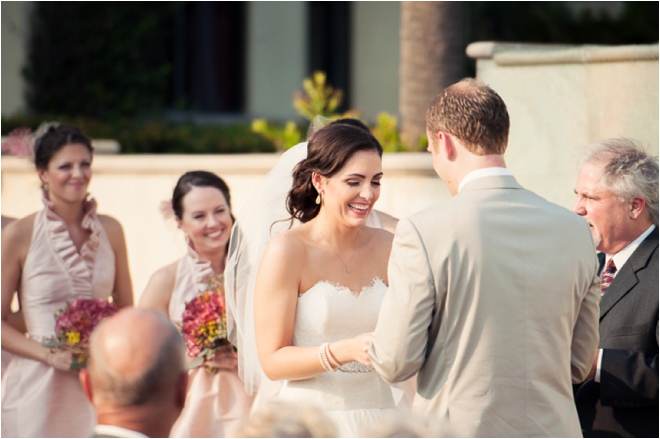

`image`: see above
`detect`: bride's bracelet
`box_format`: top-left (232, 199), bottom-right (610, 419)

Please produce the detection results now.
top-left (318, 342), bottom-right (337, 372)
top-left (326, 343), bottom-right (342, 369)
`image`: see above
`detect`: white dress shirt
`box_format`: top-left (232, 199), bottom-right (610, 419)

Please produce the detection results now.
top-left (94, 425), bottom-right (149, 438)
top-left (458, 167), bottom-right (512, 193)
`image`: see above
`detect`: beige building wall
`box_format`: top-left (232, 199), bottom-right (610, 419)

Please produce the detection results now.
top-left (468, 42), bottom-right (659, 210)
top-left (351, 2), bottom-right (400, 121)
top-left (246, 2), bottom-right (307, 120)
top-left (1, 2), bottom-right (403, 122)
top-left (1, 1), bottom-right (32, 116)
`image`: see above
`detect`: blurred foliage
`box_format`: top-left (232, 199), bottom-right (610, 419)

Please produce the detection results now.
top-left (252, 71), bottom-right (362, 151)
top-left (24, 2), bottom-right (177, 119)
top-left (252, 71), bottom-right (428, 152)
top-left (469, 2), bottom-right (658, 45)
top-left (293, 72), bottom-right (344, 122)
top-left (251, 119), bottom-right (304, 152)
top-left (371, 112), bottom-right (403, 152)
top-left (1, 114), bottom-right (275, 154)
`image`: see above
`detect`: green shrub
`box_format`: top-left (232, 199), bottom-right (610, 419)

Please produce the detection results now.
top-left (1, 115), bottom-right (275, 154)
top-left (252, 72), bottom-right (427, 152)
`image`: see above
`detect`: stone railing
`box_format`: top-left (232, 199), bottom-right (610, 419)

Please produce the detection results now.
top-left (2, 153), bottom-right (447, 301)
top-left (4, 43), bottom-right (656, 302)
top-left (467, 42), bottom-right (659, 208)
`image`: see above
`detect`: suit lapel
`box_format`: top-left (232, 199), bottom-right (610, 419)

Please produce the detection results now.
top-left (600, 228), bottom-right (659, 319)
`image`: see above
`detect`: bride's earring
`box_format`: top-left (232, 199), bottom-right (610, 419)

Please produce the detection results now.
top-left (315, 190), bottom-right (322, 205)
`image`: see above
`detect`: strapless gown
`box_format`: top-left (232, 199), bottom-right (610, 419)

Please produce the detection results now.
top-left (278, 278), bottom-right (401, 438)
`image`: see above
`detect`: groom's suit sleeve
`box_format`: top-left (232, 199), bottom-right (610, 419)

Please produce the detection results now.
top-left (369, 217), bottom-right (438, 383)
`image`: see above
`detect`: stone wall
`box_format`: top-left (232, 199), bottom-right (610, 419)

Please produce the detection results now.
top-left (467, 42), bottom-right (659, 208)
top-left (1, 153), bottom-right (447, 302)
top-left (4, 42), bottom-right (657, 303)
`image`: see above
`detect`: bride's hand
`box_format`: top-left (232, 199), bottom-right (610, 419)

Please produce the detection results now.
top-left (204, 345), bottom-right (238, 370)
top-left (348, 332), bottom-right (373, 367)
top-left (44, 348), bottom-right (73, 371)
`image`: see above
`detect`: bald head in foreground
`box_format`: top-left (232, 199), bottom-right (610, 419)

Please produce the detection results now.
top-left (79, 308), bottom-right (188, 438)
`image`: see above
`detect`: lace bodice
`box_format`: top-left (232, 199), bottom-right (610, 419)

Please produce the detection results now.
top-left (279, 278), bottom-right (396, 411)
top-left (293, 278), bottom-right (386, 346)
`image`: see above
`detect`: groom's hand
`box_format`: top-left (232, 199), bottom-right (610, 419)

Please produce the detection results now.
top-left (354, 332), bottom-right (373, 366)
top-left (329, 333), bottom-right (374, 366)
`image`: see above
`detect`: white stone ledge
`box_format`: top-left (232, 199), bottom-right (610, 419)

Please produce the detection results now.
top-left (2, 152), bottom-right (436, 176)
top-left (467, 41), bottom-right (659, 66)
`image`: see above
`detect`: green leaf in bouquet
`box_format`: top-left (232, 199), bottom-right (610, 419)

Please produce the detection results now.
top-left (70, 353), bottom-right (88, 370)
top-left (188, 355), bottom-right (205, 370)
top-left (42, 340), bottom-right (60, 348)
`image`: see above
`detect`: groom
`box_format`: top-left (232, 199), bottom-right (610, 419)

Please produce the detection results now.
top-left (369, 78), bottom-right (601, 437)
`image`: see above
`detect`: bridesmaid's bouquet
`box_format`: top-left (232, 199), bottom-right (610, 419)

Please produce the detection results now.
top-left (43, 298), bottom-right (118, 370)
top-left (180, 275), bottom-right (231, 373)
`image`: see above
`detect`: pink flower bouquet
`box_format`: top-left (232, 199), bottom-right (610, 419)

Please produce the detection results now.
top-left (180, 275), bottom-right (231, 373)
top-left (44, 298), bottom-right (118, 370)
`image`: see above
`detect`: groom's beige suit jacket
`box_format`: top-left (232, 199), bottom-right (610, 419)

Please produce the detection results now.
top-left (370, 175), bottom-right (601, 437)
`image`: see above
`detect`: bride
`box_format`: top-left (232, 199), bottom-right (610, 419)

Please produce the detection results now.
top-left (250, 123), bottom-right (400, 437)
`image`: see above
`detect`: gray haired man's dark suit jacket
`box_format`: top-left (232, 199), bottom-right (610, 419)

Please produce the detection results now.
top-left (576, 227), bottom-right (659, 437)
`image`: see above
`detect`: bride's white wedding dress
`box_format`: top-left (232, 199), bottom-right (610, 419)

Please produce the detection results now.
top-left (278, 278), bottom-right (399, 437)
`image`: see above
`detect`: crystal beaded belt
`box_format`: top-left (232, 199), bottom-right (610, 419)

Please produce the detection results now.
top-left (338, 361), bottom-right (374, 373)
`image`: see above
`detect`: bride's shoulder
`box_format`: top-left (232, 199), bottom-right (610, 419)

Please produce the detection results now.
top-left (264, 227), bottom-right (308, 260)
top-left (366, 226), bottom-right (394, 248)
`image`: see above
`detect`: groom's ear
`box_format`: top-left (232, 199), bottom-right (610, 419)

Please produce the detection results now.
top-left (438, 131), bottom-right (456, 161)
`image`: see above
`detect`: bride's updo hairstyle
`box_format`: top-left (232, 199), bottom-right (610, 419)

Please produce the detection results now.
top-left (34, 125), bottom-right (94, 170)
top-left (172, 170), bottom-right (234, 223)
top-left (287, 123), bottom-right (383, 223)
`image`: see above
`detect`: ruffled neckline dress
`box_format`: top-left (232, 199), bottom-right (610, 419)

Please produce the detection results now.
top-left (2, 191), bottom-right (116, 437)
top-left (168, 243), bottom-right (254, 437)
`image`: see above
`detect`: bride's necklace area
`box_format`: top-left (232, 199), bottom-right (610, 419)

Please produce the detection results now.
top-left (319, 229), bottom-right (359, 274)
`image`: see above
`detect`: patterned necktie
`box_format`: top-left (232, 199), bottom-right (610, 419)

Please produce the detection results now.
top-left (600, 258), bottom-right (617, 295)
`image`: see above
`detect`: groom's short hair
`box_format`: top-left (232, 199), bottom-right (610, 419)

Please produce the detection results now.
top-left (426, 78), bottom-right (509, 156)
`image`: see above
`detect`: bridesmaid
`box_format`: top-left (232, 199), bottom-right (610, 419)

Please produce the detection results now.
top-left (140, 171), bottom-right (254, 437)
top-left (1, 124), bottom-right (133, 437)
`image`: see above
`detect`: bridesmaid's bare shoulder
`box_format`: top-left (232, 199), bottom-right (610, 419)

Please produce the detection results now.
top-left (139, 260), bottom-right (178, 313)
top-left (2, 213), bottom-right (37, 249)
top-left (2, 213), bottom-right (38, 268)
top-left (97, 214), bottom-right (125, 239)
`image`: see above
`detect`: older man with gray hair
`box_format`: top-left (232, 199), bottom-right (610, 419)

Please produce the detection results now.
top-left (79, 308), bottom-right (188, 438)
top-left (572, 138), bottom-right (658, 438)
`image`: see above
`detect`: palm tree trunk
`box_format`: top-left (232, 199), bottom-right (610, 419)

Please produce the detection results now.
top-left (399, 2), bottom-right (466, 149)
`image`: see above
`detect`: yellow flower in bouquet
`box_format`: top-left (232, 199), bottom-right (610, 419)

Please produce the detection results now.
top-left (180, 274), bottom-right (231, 373)
top-left (43, 298), bottom-right (118, 370)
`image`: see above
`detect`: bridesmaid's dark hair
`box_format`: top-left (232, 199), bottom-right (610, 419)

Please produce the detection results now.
top-left (287, 123), bottom-right (383, 224)
top-left (172, 171), bottom-right (234, 224)
top-left (34, 125), bottom-right (94, 170)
